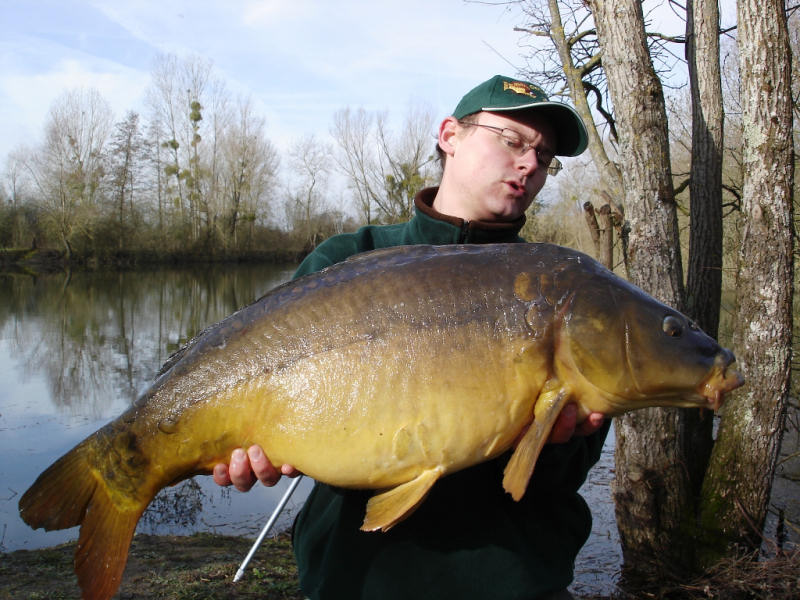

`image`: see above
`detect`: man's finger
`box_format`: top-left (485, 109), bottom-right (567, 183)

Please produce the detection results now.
top-left (548, 403), bottom-right (578, 444)
top-left (281, 464), bottom-right (302, 477)
top-left (574, 412), bottom-right (605, 437)
top-left (230, 447), bottom-right (258, 491)
top-left (213, 463), bottom-right (232, 486)
top-left (247, 445), bottom-right (281, 487)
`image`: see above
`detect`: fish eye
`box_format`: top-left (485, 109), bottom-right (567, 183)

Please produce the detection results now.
top-left (662, 315), bottom-right (683, 337)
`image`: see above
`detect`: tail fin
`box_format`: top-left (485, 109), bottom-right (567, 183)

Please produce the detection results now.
top-left (19, 440), bottom-right (145, 600)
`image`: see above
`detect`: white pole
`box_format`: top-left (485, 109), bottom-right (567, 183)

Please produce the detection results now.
top-left (233, 475), bottom-right (303, 583)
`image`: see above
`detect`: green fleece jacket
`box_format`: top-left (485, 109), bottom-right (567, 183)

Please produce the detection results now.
top-left (291, 187), bottom-right (610, 600)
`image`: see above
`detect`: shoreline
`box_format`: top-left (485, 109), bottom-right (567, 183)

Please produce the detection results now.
top-left (2, 531), bottom-right (797, 600)
top-left (0, 246), bottom-right (306, 274)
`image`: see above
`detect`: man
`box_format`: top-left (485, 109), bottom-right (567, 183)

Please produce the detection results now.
top-left (214, 75), bottom-right (608, 599)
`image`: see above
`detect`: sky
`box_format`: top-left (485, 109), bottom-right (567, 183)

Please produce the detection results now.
top-left (0, 0), bottom-right (532, 162)
top-left (0, 0), bottom-right (736, 171)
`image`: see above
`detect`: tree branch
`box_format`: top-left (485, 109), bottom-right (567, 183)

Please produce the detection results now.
top-left (673, 177), bottom-right (690, 196)
top-left (567, 28), bottom-right (596, 47)
top-left (513, 26), bottom-right (549, 38)
top-left (577, 52), bottom-right (603, 78)
top-left (583, 80), bottom-right (618, 141)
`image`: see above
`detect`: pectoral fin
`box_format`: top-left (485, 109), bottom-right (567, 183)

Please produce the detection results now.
top-left (503, 386), bottom-right (569, 501)
top-left (361, 467), bottom-right (444, 532)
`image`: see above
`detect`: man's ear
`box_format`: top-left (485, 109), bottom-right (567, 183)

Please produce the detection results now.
top-left (438, 116), bottom-right (459, 157)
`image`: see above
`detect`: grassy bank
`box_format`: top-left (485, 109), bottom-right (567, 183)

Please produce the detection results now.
top-left (2, 532), bottom-right (797, 599)
top-left (0, 533), bottom-right (304, 600)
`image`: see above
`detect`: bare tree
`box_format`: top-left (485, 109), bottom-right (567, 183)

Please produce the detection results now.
top-left (514, 0), bottom-right (623, 198)
top-left (378, 103), bottom-right (437, 220)
top-left (330, 107), bottom-right (375, 223)
top-left (146, 54), bottom-right (226, 242)
top-left (107, 111), bottom-right (146, 250)
top-left (147, 54), bottom-right (189, 226)
top-left (26, 88), bottom-right (113, 258)
top-left (142, 119), bottom-right (169, 245)
top-left (331, 103), bottom-right (437, 224)
top-left (218, 98), bottom-right (279, 250)
top-left (202, 82), bottom-right (232, 246)
top-left (284, 134), bottom-right (332, 252)
top-left (698, 0), bottom-right (794, 561)
top-left (4, 148), bottom-right (29, 247)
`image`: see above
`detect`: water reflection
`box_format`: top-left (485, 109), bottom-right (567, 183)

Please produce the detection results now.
top-left (0, 263), bottom-right (305, 552)
top-left (0, 265), bottom-right (297, 415)
top-left (140, 478), bottom-right (205, 532)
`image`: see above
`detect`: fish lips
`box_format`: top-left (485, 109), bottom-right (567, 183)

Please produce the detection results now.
top-left (698, 352), bottom-right (745, 410)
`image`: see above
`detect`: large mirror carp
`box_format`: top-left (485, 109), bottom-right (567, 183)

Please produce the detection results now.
top-left (19, 243), bottom-right (743, 600)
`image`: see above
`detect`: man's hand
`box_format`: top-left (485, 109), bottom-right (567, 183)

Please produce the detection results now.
top-left (548, 404), bottom-right (605, 444)
top-left (212, 445), bottom-right (300, 492)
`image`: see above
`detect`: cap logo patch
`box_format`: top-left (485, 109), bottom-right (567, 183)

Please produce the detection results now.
top-left (503, 81), bottom-right (544, 98)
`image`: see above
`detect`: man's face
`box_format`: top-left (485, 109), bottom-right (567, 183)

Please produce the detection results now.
top-left (440, 111), bottom-right (558, 223)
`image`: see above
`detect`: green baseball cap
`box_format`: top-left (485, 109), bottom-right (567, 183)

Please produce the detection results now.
top-left (453, 75), bottom-right (589, 157)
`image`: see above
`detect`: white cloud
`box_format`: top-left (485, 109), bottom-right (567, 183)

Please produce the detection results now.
top-left (240, 0), bottom-right (316, 26)
top-left (3, 0), bottom-right (734, 165)
top-left (1, 41), bottom-right (150, 155)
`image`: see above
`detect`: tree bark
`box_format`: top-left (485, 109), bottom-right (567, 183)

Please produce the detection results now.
top-left (683, 0), bottom-right (726, 510)
top-left (583, 201), bottom-right (601, 254)
top-left (587, 0), bottom-right (691, 576)
top-left (698, 0), bottom-right (794, 561)
top-left (686, 0), bottom-right (724, 340)
top-left (596, 204), bottom-right (613, 270)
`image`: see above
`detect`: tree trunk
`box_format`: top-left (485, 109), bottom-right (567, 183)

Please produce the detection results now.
top-left (587, 0), bottom-right (692, 577)
top-left (686, 0), bottom-right (724, 340)
top-left (682, 0), bottom-right (726, 509)
top-left (698, 0), bottom-right (794, 562)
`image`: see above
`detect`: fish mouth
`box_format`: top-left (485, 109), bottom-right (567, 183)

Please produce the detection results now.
top-left (697, 354), bottom-right (745, 411)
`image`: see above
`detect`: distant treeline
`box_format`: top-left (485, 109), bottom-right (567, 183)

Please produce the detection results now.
top-left (0, 199), bottom-right (321, 270)
top-left (0, 56), bottom-right (442, 268)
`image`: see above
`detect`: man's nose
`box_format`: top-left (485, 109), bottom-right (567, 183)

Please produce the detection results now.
top-left (516, 148), bottom-right (539, 174)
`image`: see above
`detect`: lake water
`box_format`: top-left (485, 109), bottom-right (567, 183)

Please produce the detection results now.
top-left (8, 264), bottom-right (795, 597)
top-left (0, 265), bottom-right (313, 550)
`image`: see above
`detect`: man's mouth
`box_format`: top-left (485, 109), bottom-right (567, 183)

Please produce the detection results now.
top-left (505, 180), bottom-right (526, 197)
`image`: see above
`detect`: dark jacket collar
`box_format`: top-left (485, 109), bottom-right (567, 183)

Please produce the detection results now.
top-left (410, 187), bottom-right (526, 244)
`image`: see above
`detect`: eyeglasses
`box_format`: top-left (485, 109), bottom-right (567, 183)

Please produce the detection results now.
top-left (458, 121), bottom-right (562, 176)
